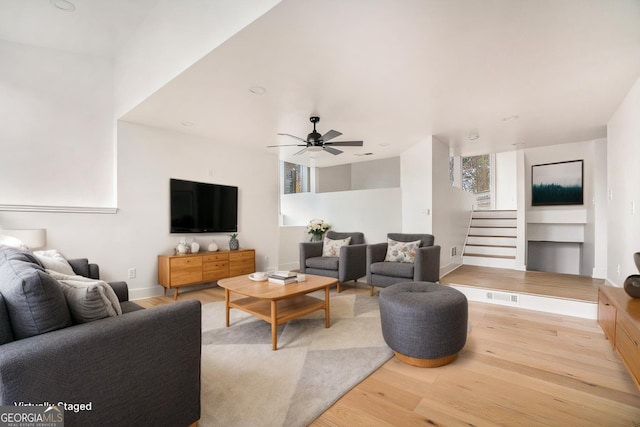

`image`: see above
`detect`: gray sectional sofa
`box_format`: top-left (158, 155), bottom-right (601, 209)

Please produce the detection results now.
top-left (0, 246), bottom-right (201, 427)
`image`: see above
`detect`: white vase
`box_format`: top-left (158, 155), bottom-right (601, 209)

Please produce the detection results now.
top-left (208, 242), bottom-right (218, 252)
top-left (177, 243), bottom-right (188, 254)
top-left (191, 241), bottom-right (200, 253)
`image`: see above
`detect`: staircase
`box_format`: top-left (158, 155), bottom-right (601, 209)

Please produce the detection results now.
top-left (463, 210), bottom-right (517, 269)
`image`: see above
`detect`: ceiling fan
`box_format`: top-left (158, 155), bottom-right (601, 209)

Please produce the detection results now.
top-left (268, 116), bottom-right (364, 155)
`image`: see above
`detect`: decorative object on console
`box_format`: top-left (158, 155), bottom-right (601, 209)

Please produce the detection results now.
top-left (190, 241), bottom-right (200, 253)
top-left (229, 234), bottom-right (239, 251)
top-left (208, 241), bottom-right (218, 252)
top-left (623, 252), bottom-right (640, 298)
top-left (176, 243), bottom-right (188, 254)
top-left (307, 219), bottom-right (330, 242)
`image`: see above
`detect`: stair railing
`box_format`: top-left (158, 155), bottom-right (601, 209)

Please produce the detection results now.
top-left (462, 206), bottom-right (475, 258)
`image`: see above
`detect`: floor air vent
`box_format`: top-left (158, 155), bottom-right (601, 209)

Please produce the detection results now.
top-left (486, 291), bottom-right (519, 304)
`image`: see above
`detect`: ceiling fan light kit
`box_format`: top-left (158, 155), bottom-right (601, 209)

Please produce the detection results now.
top-left (268, 116), bottom-right (364, 156)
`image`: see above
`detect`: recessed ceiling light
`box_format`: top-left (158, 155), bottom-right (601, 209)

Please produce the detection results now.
top-left (249, 86), bottom-right (266, 95)
top-left (50, 0), bottom-right (75, 11)
top-left (468, 131), bottom-right (480, 141)
top-left (501, 115), bottom-right (520, 122)
top-left (181, 121), bottom-right (195, 127)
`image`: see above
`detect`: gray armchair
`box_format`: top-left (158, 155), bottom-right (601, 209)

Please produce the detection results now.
top-left (299, 231), bottom-right (366, 292)
top-left (366, 233), bottom-right (441, 295)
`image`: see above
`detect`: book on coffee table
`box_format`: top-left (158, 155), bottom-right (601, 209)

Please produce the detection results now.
top-left (270, 270), bottom-right (296, 279)
top-left (268, 271), bottom-right (298, 285)
top-left (268, 275), bottom-right (297, 285)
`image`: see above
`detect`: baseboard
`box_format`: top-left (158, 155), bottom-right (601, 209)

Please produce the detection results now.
top-left (278, 261), bottom-right (300, 271)
top-left (129, 286), bottom-right (164, 300)
top-left (449, 284), bottom-right (597, 319)
top-left (440, 261), bottom-right (462, 277)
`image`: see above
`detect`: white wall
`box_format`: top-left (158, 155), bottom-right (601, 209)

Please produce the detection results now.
top-left (0, 122), bottom-right (281, 299)
top-left (0, 41), bottom-right (115, 208)
top-left (316, 164), bottom-right (351, 193)
top-left (607, 76), bottom-right (640, 286)
top-left (351, 157), bottom-right (400, 190)
top-left (279, 188), bottom-right (402, 246)
top-left (523, 140), bottom-right (606, 276)
top-left (401, 139), bottom-right (432, 233)
top-left (114, 0), bottom-right (281, 117)
top-left (495, 150), bottom-right (518, 210)
top-left (315, 157), bottom-right (401, 193)
top-left (432, 138), bottom-right (477, 274)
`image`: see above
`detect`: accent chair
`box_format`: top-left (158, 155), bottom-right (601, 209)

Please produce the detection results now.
top-left (299, 231), bottom-right (366, 293)
top-left (366, 233), bottom-right (441, 295)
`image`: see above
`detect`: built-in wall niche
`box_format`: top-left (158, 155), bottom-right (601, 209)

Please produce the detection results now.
top-left (527, 241), bottom-right (582, 275)
top-left (526, 209), bottom-right (586, 274)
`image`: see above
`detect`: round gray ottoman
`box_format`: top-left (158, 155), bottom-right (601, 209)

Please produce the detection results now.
top-left (379, 282), bottom-right (468, 367)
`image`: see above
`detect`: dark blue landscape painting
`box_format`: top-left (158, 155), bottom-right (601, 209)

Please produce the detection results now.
top-left (532, 160), bottom-right (583, 206)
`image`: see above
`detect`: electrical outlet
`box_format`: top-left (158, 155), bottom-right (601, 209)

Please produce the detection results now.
top-left (617, 264), bottom-right (621, 276)
top-left (128, 268), bottom-right (136, 279)
top-left (450, 247), bottom-right (457, 257)
top-left (632, 200), bottom-right (636, 215)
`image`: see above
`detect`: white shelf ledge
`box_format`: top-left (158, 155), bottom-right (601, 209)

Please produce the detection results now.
top-left (0, 204), bottom-right (118, 214)
top-left (526, 209), bottom-right (587, 224)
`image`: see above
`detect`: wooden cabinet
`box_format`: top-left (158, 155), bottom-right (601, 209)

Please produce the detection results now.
top-left (229, 250), bottom-right (256, 277)
top-left (158, 249), bottom-right (255, 299)
top-left (598, 285), bottom-right (640, 389)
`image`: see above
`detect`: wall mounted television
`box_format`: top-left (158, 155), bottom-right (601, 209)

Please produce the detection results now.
top-left (170, 178), bottom-right (238, 233)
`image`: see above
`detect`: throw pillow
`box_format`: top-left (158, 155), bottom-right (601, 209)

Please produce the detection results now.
top-left (322, 236), bottom-right (352, 257)
top-left (47, 270), bottom-right (122, 324)
top-left (0, 247), bottom-right (72, 339)
top-left (33, 249), bottom-right (76, 276)
top-left (384, 238), bottom-right (421, 263)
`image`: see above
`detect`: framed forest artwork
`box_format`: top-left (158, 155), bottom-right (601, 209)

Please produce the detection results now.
top-left (531, 160), bottom-right (583, 206)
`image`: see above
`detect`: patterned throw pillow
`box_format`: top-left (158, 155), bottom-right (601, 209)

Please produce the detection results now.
top-left (322, 237), bottom-right (352, 257)
top-left (384, 238), bottom-right (421, 263)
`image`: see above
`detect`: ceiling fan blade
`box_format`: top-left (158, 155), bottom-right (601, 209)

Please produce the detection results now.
top-left (325, 140), bottom-right (363, 147)
top-left (293, 147), bottom-right (309, 155)
top-left (323, 146), bottom-right (343, 155)
top-left (277, 133), bottom-right (308, 143)
top-left (267, 144), bottom-right (308, 148)
top-left (321, 129), bottom-right (342, 143)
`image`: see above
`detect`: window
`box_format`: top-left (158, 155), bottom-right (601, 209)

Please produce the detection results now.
top-left (283, 161), bottom-right (310, 194)
top-left (461, 154), bottom-right (492, 208)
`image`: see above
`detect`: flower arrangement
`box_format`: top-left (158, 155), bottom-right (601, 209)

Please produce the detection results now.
top-left (307, 219), bottom-right (330, 241)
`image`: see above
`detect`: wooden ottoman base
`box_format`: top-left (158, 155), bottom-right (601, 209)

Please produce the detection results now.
top-left (394, 351), bottom-right (458, 368)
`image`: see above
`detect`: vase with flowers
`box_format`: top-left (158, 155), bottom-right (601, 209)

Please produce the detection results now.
top-left (307, 219), bottom-right (330, 242)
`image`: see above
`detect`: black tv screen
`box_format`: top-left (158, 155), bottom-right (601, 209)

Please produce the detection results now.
top-left (170, 178), bottom-right (238, 233)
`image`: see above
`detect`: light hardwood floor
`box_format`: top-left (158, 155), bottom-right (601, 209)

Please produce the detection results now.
top-left (440, 264), bottom-right (602, 302)
top-left (137, 272), bottom-right (640, 426)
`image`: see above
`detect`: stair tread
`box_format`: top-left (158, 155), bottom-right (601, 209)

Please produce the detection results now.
top-left (465, 244), bottom-right (517, 248)
top-left (468, 234), bottom-right (516, 239)
top-left (463, 253), bottom-right (517, 259)
top-left (470, 225), bottom-right (517, 228)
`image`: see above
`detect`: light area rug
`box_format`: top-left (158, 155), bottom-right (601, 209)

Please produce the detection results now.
top-left (199, 291), bottom-right (393, 427)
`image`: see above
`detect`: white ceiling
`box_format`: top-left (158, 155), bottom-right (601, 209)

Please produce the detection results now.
top-left (3, 0), bottom-right (640, 167)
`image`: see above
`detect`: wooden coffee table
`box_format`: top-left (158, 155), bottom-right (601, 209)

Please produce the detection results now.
top-left (218, 274), bottom-right (337, 350)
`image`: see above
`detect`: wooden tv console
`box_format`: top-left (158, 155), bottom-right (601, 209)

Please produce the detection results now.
top-left (597, 285), bottom-right (640, 389)
top-left (158, 249), bottom-right (255, 300)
